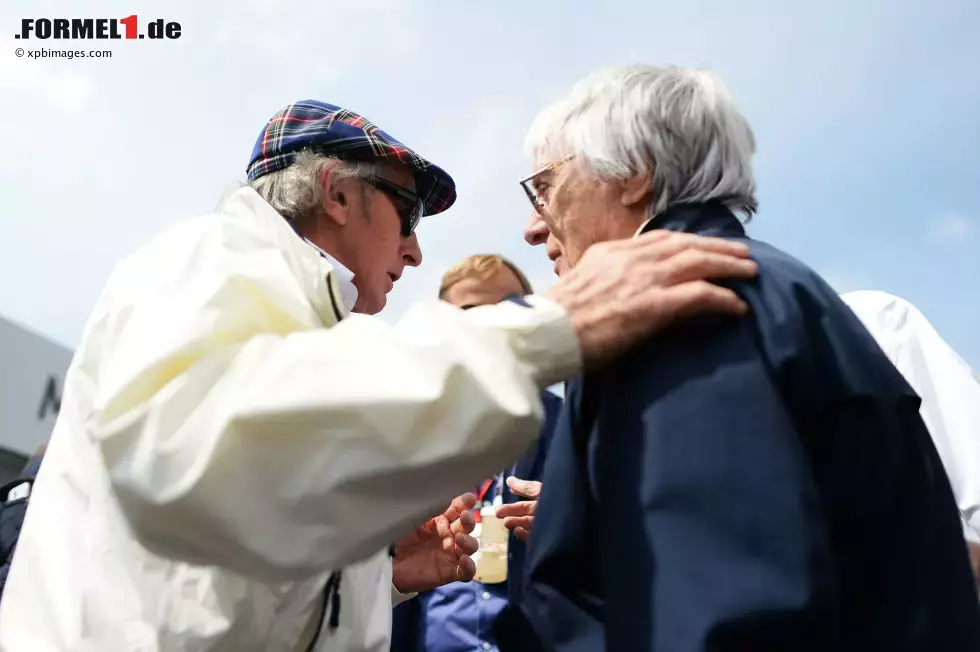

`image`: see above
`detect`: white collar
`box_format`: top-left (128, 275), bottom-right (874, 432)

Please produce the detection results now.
top-left (222, 186), bottom-right (360, 313)
top-left (302, 237), bottom-right (359, 313)
top-left (634, 216), bottom-right (655, 238)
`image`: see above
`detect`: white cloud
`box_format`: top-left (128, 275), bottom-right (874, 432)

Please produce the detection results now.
top-left (929, 214), bottom-right (975, 244)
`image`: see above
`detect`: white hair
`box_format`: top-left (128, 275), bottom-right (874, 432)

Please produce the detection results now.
top-left (525, 65), bottom-right (758, 219)
top-left (248, 151), bottom-right (381, 223)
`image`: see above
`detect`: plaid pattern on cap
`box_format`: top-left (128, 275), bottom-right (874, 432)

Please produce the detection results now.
top-left (247, 100), bottom-right (457, 216)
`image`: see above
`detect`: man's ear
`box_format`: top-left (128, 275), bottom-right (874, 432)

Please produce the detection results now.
top-left (620, 170), bottom-right (653, 208)
top-left (318, 166), bottom-right (348, 227)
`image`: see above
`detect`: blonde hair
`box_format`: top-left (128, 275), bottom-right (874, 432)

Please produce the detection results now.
top-left (438, 254), bottom-right (533, 299)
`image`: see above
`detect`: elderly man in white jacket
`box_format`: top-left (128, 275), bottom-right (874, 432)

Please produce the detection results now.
top-left (842, 290), bottom-right (980, 586)
top-left (0, 100), bottom-right (759, 652)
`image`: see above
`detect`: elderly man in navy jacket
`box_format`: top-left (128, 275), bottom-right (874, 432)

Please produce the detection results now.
top-left (494, 64), bottom-right (980, 651)
top-left (392, 255), bottom-right (563, 652)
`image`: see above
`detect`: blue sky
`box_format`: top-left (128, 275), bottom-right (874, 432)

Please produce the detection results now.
top-left (1, 0), bottom-right (978, 370)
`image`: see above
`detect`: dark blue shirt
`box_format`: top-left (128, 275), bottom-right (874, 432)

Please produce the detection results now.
top-left (392, 391), bottom-right (562, 652)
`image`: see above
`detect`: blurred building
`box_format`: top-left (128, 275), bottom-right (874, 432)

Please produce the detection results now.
top-left (0, 315), bottom-right (71, 483)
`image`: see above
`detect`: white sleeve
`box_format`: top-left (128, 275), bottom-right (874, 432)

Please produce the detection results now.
top-left (88, 243), bottom-right (580, 586)
top-left (391, 582), bottom-right (417, 607)
top-left (854, 296), bottom-right (980, 541)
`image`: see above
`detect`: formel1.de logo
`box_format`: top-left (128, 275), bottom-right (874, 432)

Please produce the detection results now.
top-left (15, 16), bottom-right (182, 40)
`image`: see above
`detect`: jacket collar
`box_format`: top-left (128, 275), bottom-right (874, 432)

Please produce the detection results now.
top-left (220, 187), bottom-right (357, 322)
top-left (634, 201), bottom-right (747, 239)
top-left (297, 237), bottom-right (359, 312)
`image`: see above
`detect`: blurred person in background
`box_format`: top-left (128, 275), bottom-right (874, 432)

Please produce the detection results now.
top-left (0, 100), bottom-right (760, 652)
top-left (0, 443), bottom-right (46, 600)
top-left (842, 290), bottom-right (980, 590)
top-left (494, 64), bottom-right (980, 652)
top-left (392, 255), bottom-right (562, 652)
top-left (436, 255), bottom-right (562, 601)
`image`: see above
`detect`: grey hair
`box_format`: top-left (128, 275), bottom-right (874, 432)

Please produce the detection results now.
top-left (525, 65), bottom-right (758, 219)
top-left (248, 150), bottom-right (381, 223)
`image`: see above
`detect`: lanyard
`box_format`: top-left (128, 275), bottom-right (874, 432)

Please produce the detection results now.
top-left (474, 472), bottom-right (505, 523)
top-left (476, 478), bottom-right (494, 504)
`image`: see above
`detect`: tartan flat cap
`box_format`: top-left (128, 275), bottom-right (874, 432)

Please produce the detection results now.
top-left (247, 100), bottom-right (457, 216)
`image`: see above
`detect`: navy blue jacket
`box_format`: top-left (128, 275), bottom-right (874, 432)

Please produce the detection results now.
top-left (495, 202), bottom-right (980, 652)
top-left (391, 391), bottom-right (563, 652)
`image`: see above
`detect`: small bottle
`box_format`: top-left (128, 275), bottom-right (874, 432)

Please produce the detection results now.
top-left (474, 504), bottom-right (508, 584)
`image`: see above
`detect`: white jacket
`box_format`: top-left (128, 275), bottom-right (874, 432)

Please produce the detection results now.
top-left (842, 290), bottom-right (980, 543)
top-left (0, 187), bottom-right (580, 651)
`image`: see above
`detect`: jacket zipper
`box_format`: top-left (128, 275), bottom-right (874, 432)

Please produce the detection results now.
top-left (324, 271), bottom-right (345, 324)
top-left (304, 572), bottom-right (338, 652)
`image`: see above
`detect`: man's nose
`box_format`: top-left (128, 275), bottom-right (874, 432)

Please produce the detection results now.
top-left (401, 233), bottom-right (423, 267)
top-left (524, 212), bottom-right (548, 246)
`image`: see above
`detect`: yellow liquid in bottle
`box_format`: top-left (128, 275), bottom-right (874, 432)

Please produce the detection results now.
top-left (474, 509), bottom-right (508, 584)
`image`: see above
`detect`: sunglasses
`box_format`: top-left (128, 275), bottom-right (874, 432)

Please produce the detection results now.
top-left (363, 175), bottom-right (424, 237)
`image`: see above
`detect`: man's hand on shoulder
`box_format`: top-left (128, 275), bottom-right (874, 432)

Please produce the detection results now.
top-left (545, 230), bottom-right (757, 371)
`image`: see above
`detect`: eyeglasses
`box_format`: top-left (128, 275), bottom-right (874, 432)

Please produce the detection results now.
top-left (363, 175), bottom-right (424, 237)
top-left (518, 155), bottom-right (574, 216)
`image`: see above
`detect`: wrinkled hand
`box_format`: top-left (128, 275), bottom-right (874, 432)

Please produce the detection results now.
top-left (392, 493), bottom-right (479, 593)
top-left (495, 477), bottom-right (542, 543)
top-left (545, 230), bottom-right (758, 371)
